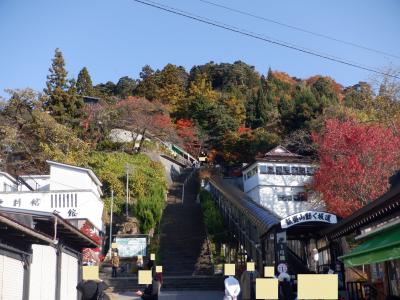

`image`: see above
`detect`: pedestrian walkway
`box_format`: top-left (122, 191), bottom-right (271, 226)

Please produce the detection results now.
top-left (109, 290), bottom-right (224, 300)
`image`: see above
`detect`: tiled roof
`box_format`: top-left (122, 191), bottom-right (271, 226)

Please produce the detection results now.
top-left (263, 146), bottom-right (302, 157)
top-left (253, 145), bottom-right (313, 164)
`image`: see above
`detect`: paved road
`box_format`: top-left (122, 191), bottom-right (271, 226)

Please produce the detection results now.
top-left (109, 290), bottom-right (224, 300)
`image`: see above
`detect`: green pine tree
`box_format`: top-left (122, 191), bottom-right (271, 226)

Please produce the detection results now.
top-left (44, 48), bottom-right (84, 127)
top-left (76, 67), bottom-right (94, 96)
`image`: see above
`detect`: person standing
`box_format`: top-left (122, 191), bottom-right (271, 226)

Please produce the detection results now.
top-left (240, 260), bottom-right (259, 300)
top-left (137, 255), bottom-right (144, 271)
top-left (111, 252), bottom-right (120, 278)
top-left (278, 272), bottom-right (295, 300)
top-left (224, 276), bottom-right (241, 300)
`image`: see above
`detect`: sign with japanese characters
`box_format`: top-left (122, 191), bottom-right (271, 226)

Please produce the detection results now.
top-left (0, 190), bottom-right (103, 230)
top-left (115, 236), bottom-right (147, 257)
top-left (281, 211), bottom-right (337, 229)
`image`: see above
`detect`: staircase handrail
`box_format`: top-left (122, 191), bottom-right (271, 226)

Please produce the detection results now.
top-left (285, 244), bottom-right (307, 265)
top-left (286, 246), bottom-right (313, 274)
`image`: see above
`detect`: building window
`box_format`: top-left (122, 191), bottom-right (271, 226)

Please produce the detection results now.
top-left (247, 166), bottom-right (258, 179)
top-left (276, 166), bottom-right (283, 175)
top-left (306, 167), bottom-right (315, 175)
top-left (291, 166), bottom-right (299, 175)
top-left (293, 194), bottom-right (299, 201)
top-left (283, 166), bottom-right (291, 175)
top-left (278, 194), bottom-right (292, 201)
top-left (260, 165), bottom-right (267, 174)
top-left (267, 166), bottom-right (275, 174)
top-left (298, 193), bottom-right (307, 201)
top-left (299, 167), bottom-right (306, 175)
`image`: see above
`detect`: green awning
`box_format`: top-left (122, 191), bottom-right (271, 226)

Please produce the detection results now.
top-left (339, 223), bottom-right (400, 267)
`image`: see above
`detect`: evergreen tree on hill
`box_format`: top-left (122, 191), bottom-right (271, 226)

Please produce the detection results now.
top-left (44, 48), bottom-right (84, 127)
top-left (135, 65), bottom-right (158, 100)
top-left (115, 76), bottom-right (136, 98)
top-left (76, 67), bottom-right (94, 96)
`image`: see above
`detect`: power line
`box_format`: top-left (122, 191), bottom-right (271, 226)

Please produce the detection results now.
top-left (131, 0), bottom-right (400, 80)
top-left (200, 0), bottom-right (400, 60)
top-left (139, 0), bottom-right (375, 72)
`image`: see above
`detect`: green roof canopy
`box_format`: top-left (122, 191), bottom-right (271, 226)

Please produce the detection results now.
top-left (339, 223), bottom-right (400, 267)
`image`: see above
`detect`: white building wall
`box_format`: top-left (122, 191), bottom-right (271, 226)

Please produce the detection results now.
top-left (50, 165), bottom-right (91, 190)
top-left (0, 162), bottom-right (104, 231)
top-left (0, 190), bottom-right (103, 230)
top-left (243, 162), bottom-right (313, 193)
top-left (0, 254), bottom-right (24, 300)
top-left (60, 252), bottom-right (78, 300)
top-left (29, 245), bottom-right (57, 300)
top-left (243, 161), bottom-right (321, 218)
top-left (258, 187), bottom-right (316, 218)
top-left (20, 176), bottom-right (50, 191)
top-left (243, 170), bottom-right (259, 193)
top-left (246, 187), bottom-right (261, 205)
top-left (0, 173), bottom-right (17, 192)
top-left (49, 165), bottom-right (101, 198)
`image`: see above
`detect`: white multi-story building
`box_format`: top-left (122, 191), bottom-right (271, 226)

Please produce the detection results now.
top-left (242, 146), bottom-right (323, 218)
top-left (0, 160), bottom-right (104, 232)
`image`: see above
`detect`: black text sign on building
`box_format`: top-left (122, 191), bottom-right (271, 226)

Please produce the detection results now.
top-left (281, 211), bottom-right (337, 229)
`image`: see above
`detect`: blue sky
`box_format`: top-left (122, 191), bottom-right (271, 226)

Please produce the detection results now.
top-left (0, 0), bottom-right (399, 98)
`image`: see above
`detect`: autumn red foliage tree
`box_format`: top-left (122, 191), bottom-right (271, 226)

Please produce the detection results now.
top-left (115, 97), bottom-right (177, 151)
top-left (312, 118), bottom-right (400, 217)
top-left (175, 119), bottom-right (200, 156)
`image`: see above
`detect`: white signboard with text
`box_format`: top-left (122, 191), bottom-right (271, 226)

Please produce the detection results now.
top-left (115, 237), bottom-right (147, 257)
top-left (0, 190), bottom-right (103, 230)
top-left (281, 211), bottom-right (337, 229)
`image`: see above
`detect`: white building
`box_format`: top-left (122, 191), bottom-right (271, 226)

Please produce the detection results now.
top-left (0, 171), bottom-right (18, 192)
top-left (242, 146), bottom-right (323, 218)
top-left (0, 160), bottom-right (104, 231)
top-left (0, 209), bottom-right (99, 300)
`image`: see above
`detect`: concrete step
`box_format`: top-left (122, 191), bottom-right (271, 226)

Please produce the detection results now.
top-left (103, 276), bottom-right (225, 292)
top-left (164, 276), bottom-right (224, 291)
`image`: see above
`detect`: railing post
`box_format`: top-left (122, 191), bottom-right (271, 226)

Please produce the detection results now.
top-left (182, 182), bottom-right (185, 204)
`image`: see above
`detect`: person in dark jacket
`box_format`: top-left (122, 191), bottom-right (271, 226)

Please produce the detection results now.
top-left (76, 280), bottom-right (110, 300)
top-left (278, 273), bottom-right (295, 300)
top-left (278, 280), bottom-right (295, 300)
top-left (135, 273), bottom-right (162, 300)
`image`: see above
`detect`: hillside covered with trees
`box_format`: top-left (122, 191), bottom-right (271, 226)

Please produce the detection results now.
top-left (1, 48), bottom-right (400, 219)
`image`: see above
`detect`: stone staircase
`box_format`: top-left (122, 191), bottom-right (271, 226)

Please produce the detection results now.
top-left (158, 168), bottom-right (213, 277)
top-left (102, 168), bottom-right (222, 293)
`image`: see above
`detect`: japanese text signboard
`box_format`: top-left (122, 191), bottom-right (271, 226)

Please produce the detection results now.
top-left (115, 236), bottom-right (147, 257)
top-left (281, 211), bottom-right (337, 229)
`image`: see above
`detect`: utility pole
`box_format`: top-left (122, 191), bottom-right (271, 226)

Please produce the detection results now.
top-left (125, 164), bottom-right (134, 218)
top-left (109, 189), bottom-right (114, 250)
top-left (126, 165), bottom-right (129, 217)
